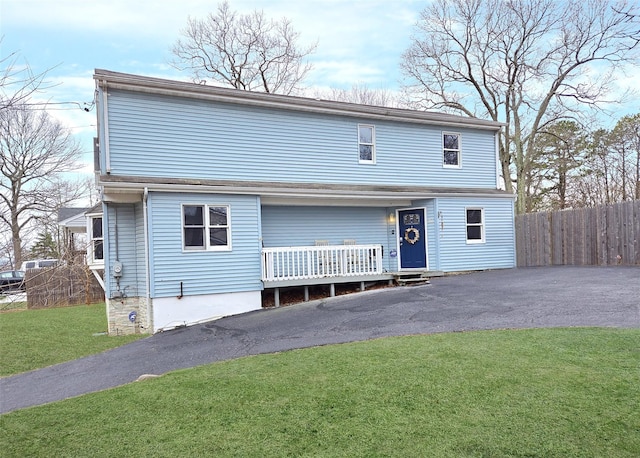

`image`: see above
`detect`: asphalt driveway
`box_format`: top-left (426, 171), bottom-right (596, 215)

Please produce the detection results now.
top-left (2, 266), bottom-right (639, 414)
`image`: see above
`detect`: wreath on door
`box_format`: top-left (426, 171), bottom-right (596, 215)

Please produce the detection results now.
top-left (404, 227), bottom-right (420, 244)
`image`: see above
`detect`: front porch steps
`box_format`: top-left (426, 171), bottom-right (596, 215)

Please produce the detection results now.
top-left (394, 270), bottom-right (444, 286)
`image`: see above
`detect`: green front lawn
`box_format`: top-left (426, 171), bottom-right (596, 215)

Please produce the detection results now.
top-left (2, 328), bottom-right (638, 457)
top-left (0, 303), bottom-right (144, 376)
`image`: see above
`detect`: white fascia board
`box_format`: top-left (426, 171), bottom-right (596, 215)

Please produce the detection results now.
top-left (100, 190), bottom-right (143, 203)
top-left (260, 197), bottom-right (414, 207)
top-left (100, 180), bottom-right (516, 203)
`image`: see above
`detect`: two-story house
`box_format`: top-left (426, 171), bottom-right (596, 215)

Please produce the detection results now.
top-left (92, 69), bottom-right (515, 335)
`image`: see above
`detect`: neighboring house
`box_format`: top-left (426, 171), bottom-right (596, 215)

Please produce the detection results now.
top-left (58, 207), bottom-right (92, 233)
top-left (93, 69), bottom-right (516, 335)
top-left (57, 206), bottom-right (90, 265)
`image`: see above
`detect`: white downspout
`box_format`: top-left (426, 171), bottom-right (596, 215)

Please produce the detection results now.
top-left (493, 132), bottom-right (500, 189)
top-left (495, 131), bottom-right (502, 190)
top-left (143, 187), bottom-right (152, 331)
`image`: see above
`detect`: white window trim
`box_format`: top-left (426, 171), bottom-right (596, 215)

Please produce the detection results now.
top-left (443, 131), bottom-right (462, 168)
top-left (465, 207), bottom-right (485, 244)
top-left (181, 204), bottom-right (232, 252)
top-left (87, 214), bottom-right (104, 265)
top-left (358, 124), bottom-right (376, 164)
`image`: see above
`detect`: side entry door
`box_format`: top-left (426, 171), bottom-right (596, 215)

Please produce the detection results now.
top-left (399, 208), bottom-right (427, 269)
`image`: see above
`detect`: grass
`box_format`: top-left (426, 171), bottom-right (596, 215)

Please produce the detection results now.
top-left (1, 327), bottom-right (638, 457)
top-left (0, 298), bottom-right (27, 312)
top-left (0, 303), bottom-right (144, 376)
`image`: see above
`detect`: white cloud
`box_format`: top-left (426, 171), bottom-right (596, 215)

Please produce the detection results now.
top-left (3, 0), bottom-right (422, 86)
top-left (309, 60), bottom-right (389, 88)
top-left (0, 0), bottom-right (412, 179)
top-left (4, 0), bottom-right (192, 35)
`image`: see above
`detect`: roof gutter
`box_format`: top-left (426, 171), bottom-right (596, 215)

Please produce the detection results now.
top-left (94, 69), bottom-right (504, 132)
top-left (97, 177), bottom-right (516, 202)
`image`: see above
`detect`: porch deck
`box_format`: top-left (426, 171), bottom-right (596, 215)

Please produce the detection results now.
top-left (262, 244), bottom-right (391, 305)
top-left (261, 244), bottom-right (442, 306)
top-left (262, 244), bottom-right (385, 283)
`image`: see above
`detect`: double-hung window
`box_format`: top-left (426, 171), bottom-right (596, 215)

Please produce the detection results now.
top-left (466, 208), bottom-right (484, 243)
top-left (358, 124), bottom-right (375, 163)
top-left (183, 204), bottom-right (230, 251)
top-left (443, 132), bottom-right (461, 167)
top-left (90, 216), bottom-right (104, 262)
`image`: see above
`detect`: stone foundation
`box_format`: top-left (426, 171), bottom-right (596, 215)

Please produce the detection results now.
top-left (107, 296), bottom-right (151, 336)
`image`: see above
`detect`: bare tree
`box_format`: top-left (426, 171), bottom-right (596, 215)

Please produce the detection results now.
top-left (402, 0), bottom-right (640, 213)
top-left (0, 236), bottom-right (15, 271)
top-left (0, 104), bottom-right (84, 269)
top-left (171, 1), bottom-right (317, 95)
top-left (313, 83), bottom-right (402, 108)
top-left (45, 176), bottom-right (94, 263)
top-left (572, 115), bottom-right (639, 207)
top-left (1, 41), bottom-right (53, 111)
top-left (531, 121), bottom-right (587, 211)
top-left (610, 113), bottom-right (640, 200)
top-left (577, 128), bottom-right (616, 206)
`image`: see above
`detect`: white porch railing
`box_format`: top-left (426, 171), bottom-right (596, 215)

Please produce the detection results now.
top-left (262, 244), bottom-right (383, 282)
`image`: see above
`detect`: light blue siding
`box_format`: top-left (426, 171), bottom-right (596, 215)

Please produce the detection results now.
top-left (261, 198), bottom-right (515, 274)
top-left (435, 197), bottom-right (516, 271)
top-left (147, 192), bottom-right (262, 298)
top-left (105, 202), bottom-right (147, 298)
top-left (261, 205), bottom-right (395, 272)
top-left (105, 89), bottom-right (497, 189)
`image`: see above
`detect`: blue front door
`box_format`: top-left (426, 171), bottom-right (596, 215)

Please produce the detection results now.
top-left (399, 208), bottom-right (427, 269)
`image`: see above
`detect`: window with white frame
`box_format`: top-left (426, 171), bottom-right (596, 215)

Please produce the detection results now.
top-left (90, 216), bottom-right (104, 262)
top-left (358, 124), bottom-right (375, 163)
top-left (466, 208), bottom-right (484, 243)
top-left (443, 132), bottom-right (461, 167)
top-left (183, 204), bottom-right (230, 251)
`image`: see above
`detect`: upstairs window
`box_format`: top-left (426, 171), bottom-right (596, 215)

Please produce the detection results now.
top-left (466, 208), bottom-right (484, 243)
top-left (90, 216), bottom-right (104, 262)
top-left (443, 132), bottom-right (461, 167)
top-left (358, 124), bottom-right (375, 163)
top-left (183, 204), bottom-right (230, 251)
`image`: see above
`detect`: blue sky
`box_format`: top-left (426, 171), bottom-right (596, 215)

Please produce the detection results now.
top-left (2, 0), bottom-right (639, 176)
top-left (1, 0), bottom-right (424, 174)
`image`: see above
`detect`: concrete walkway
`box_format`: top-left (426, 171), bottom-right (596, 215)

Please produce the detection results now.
top-left (2, 266), bottom-right (639, 414)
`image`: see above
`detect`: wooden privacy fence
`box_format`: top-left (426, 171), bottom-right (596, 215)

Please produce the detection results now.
top-left (25, 265), bottom-right (105, 309)
top-left (516, 200), bottom-right (640, 267)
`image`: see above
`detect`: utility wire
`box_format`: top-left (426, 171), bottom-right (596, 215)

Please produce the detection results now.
top-left (18, 101), bottom-right (96, 112)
